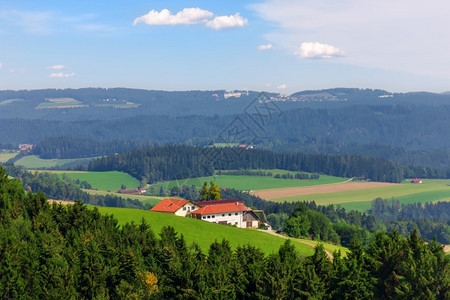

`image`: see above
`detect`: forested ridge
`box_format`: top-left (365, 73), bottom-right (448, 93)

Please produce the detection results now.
top-left (2, 103), bottom-right (449, 170)
top-left (88, 145), bottom-right (448, 183)
top-left (0, 166), bottom-right (449, 298)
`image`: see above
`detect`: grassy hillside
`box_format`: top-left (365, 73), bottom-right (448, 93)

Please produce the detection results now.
top-left (15, 155), bottom-right (83, 168)
top-left (94, 207), bottom-right (347, 256)
top-left (150, 171), bottom-right (347, 191)
top-left (272, 179), bottom-right (450, 212)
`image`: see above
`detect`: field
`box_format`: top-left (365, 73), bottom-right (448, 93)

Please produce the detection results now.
top-left (83, 189), bottom-right (169, 206)
top-left (35, 97), bottom-right (86, 109)
top-left (263, 179), bottom-right (450, 212)
top-left (38, 170), bottom-right (140, 191)
top-left (15, 155), bottom-right (83, 168)
top-left (0, 98), bottom-right (23, 106)
top-left (150, 171), bottom-right (347, 191)
top-left (0, 151), bottom-right (18, 162)
top-left (94, 206), bottom-right (347, 256)
top-left (251, 181), bottom-right (399, 199)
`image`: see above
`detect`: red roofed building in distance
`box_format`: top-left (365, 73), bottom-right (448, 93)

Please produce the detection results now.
top-left (150, 199), bottom-right (199, 217)
top-left (411, 178), bottom-right (423, 184)
top-left (191, 201), bottom-right (260, 228)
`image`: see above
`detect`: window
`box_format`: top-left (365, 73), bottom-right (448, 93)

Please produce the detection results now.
top-left (202, 216), bottom-right (206, 219)
top-left (235, 213), bottom-right (238, 215)
top-left (228, 213), bottom-right (232, 216)
top-left (207, 216), bottom-right (211, 219)
top-left (222, 214), bottom-right (225, 217)
top-left (192, 206), bottom-right (195, 210)
top-left (212, 215), bottom-right (215, 218)
top-left (183, 207), bottom-right (186, 211)
top-left (235, 222), bottom-right (238, 225)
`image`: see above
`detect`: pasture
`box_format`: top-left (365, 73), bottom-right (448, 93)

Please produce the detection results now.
top-left (267, 179), bottom-right (450, 212)
top-left (15, 155), bottom-right (82, 168)
top-left (150, 171), bottom-right (347, 191)
top-left (36, 97), bottom-right (86, 109)
top-left (40, 170), bottom-right (140, 191)
top-left (94, 206), bottom-right (347, 256)
top-left (0, 151), bottom-right (18, 162)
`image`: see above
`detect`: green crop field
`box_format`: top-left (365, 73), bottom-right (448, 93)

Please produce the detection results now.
top-left (272, 179), bottom-right (450, 212)
top-left (39, 170), bottom-right (140, 191)
top-left (83, 189), bottom-right (169, 206)
top-left (15, 155), bottom-right (82, 168)
top-left (94, 206), bottom-right (347, 256)
top-left (0, 152), bottom-right (18, 162)
top-left (36, 97), bottom-right (85, 109)
top-left (151, 171), bottom-right (347, 191)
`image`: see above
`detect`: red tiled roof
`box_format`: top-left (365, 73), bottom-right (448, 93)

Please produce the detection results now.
top-left (192, 202), bottom-right (251, 215)
top-left (195, 199), bottom-right (244, 207)
top-left (150, 199), bottom-right (192, 213)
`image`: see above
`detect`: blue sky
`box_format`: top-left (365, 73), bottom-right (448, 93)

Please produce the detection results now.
top-left (1, 0), bottom-right (449, 93)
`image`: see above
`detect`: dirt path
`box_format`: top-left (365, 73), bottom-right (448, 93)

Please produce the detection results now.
top-left (259, 229), bottom-right (334, 260)
top-left (252, 181), bottom-right (401, 200)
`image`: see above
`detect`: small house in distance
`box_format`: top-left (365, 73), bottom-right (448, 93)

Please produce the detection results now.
top-left (119, 188), bottom-right (147, 195)
top-left (191, 200), bottom-right (260, 228)
top-left (150, 199), bottom-right (199, 217)
top-left (411, 178), bottom-right (423, 184)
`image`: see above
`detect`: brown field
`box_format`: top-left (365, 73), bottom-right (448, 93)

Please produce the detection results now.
top-left (251, 181), bottom-right (400, 200)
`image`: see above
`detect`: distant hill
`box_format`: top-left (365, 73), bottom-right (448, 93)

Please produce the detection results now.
top-left (1, 87), bottom-right (449, 120)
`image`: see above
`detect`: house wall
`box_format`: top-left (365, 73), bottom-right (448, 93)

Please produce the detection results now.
top-left (200, 211), bottom-right (245, 228)
top-left (174, 203), bottom-right (199, 217)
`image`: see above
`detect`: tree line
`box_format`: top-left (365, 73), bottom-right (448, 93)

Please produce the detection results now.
top-left (88, 145), bottom-right (448, 183)
top-left (0, 166), bottom-right (448, 298)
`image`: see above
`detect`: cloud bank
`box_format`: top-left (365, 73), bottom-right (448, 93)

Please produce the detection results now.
top-left (134, 8), bottom-right (247, 30)
top-left (251, 0), bottom-right (450, 77)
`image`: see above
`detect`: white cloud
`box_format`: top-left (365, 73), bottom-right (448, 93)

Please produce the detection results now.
top-left (134, 8), bottom-right (247, 30)
top-left (49, 72), bottom-right (75, 78)
top-left (296, 42), bottom-right (344, 59)
top-left (277, 83), bottom-right (287, 89)
top-left (133, 8), bottom-right (213, 26)
top-left (0, 62), bottom-right (2, 68)
top-left (205, 13), bottom-right (248, 30)
top-left (258, 43), bottom-right (273, 50)
top-left (251, 0), bottom-right (450, 77)
top-left (47, 64), bottom-right (66, 70)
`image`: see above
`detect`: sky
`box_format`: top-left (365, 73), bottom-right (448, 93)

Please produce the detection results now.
top-left (1, 0), bottom-right (449, 93)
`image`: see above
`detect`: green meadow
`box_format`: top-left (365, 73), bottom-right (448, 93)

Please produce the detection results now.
top-left (150, 171), bottom-right (347, 191)
top-left (15, 155), bottom-right (82, 168)
top-left (40, 170), bottom-right (140, 191)
top-left (94, 206), bottom-right (347, 256)
top-left (0, 152), bottom-right (18, 162)
top-left (272, 179), bottom-right (450, 212)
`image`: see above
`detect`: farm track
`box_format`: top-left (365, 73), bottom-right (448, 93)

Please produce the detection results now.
top-left (259, 229), bottom-right (334, 260)
top-left (251, 181), bottom-right (401, 200)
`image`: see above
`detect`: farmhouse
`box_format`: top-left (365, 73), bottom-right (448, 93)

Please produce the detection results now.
top-left (119, 188), bottom-right (147, 195)
top-left (150, 199), bottom-right (199, 217)
top-left (411, 178), bottom-right (423, 184)
top-left (191, 201), bottom-right (260, 228)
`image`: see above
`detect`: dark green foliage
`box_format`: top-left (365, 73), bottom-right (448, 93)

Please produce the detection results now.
top-left (0, 165), bottom-right (448, 298)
